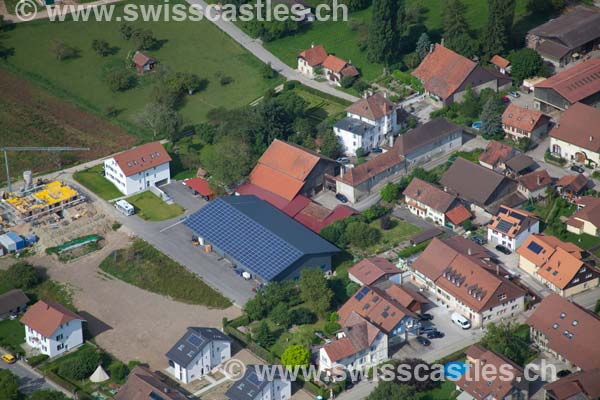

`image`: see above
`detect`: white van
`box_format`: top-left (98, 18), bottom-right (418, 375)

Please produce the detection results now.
top-left (451, 312), bottom-right (471, 329)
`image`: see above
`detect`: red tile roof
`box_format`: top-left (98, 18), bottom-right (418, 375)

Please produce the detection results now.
top-left (502, 103), bottom-right (548, 133)
top-left (116, 366), bottom-right (188, 400)
top-left (403, 177), bottom-right (456, 213)
top-left (479, 141), bottom-right (518, 168)
top-left (20, 300), bottom-right (84, 338)
top-left (182, 177), bottom-right (214, 198)
top-left (294, 204), bottom-right (356, 233)
top-left (518, 234), bottom-right (582, 268)
top-left (445, 204), bottom-right (471, 225)
top-left (322, 312), bottom-right (381, 363)
top-left (348, 258), bottom-right (399, 286)
top-left (488, 205), bottom-right (538, 239)
top-left (341, 64), bottom-right (360, 78)
top-left (132, 51), bottom-right (154, 67)
top-left (535, 59), bottom-right (600, 104)
top-left (567, 195), bottom-right (600, 228)
top-left (556, 173), bottom-right (589, 194)
top-left (298, 44), bottom-right (328, 67)
top-left (491, 55), bottom-right (511, 69)
top-left (518, 169), bottom-right (552, 191)
top-left (337, 150), bottom-right (404, 187)
top-left (550, 102), bottom-right (600, 152)
top-left (544, 369), bottom-right (600, 400)
top-left (412, 44), bottom-right (477, 100)
top-left (322, 55), bottom-right (349, 73)
top-left (345, 93), bottom-right (396, 121)
top-left (113, 141), bottom-right (171, 177)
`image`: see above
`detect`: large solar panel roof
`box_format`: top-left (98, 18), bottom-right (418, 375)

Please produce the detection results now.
top-left (496, 219), bottom-right (513, 233)
top-left (527, 241), bottom-right (543, 254)
top-left (185, 195), bottom-right (339, 281)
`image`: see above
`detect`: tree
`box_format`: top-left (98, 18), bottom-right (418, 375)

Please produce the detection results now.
top-left (137, 102), bottom-right (181, 140)
top-left (5, 261), bottom-right (39, 289)
top-left (483, 0), bottom-right (516, 57)
top-left (58, 349), bottom-right (101, 380)
top-left (508, 48), bottom-right (544, 84)
top-left (299, 268), bottom-right (333, 318)
top-left (131, 28), bottom-right (157, 50)
top-left (108, 361), bottom-right (128, 384)
top-left (262, 62), bottom-right (278, 79)
top-left (415, 32), bottom-right (431, 61)
top-left (480, 322), bottom-right (532, 366)
top-left (443, 0), bottom-right (469, 40)
top-left (254, 320), bottom-right (274, 347)
top-left (319, 130), bottom-right (344, 159)
top-left (380, 182), bottom-right (400, 203)
top-left (119, 23), bottom-right (134, 40)
top-left (526, 0), bottom-right (565, 14)
top-left (104, 68), bottom-right (136, 92)
top-left (368, 381), bottom-right (418, 400)
top-left (91, 39), bottom-right (111, 56)
top-left (244, 291), bottom-right (268, 321)
top-left (344, 221), bottom-right (381, 248)
top-left (480, 97), bottom-right (503, 139)
top-left (30, 391), bottom-right (70, 400)
top-left (341, 75), bottom-right (357, 88)
top-left (323, 312), bottom-right (341, 336)
top-left (200, 136), bottom-right (254, 187)
top-left (270, 303), bottom-right (292, 328)
top-left (50, 40), bottom-right (78, 61)
top-left (281, 345), bottom-right (310, 368)
top-left (0, 369), bottom-right (19, 400)
top-left (461, 85), bottom-right (481, 119)
top-left (291, 308), bottom-right (316, 325)
top-left (367, 0), bottom-right (398, 64)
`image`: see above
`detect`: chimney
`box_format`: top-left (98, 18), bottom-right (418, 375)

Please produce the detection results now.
top-left (537, 174), bottom-right (542, 185)
top-left (349, 59), bottom-right (352, 65)
top-left (429, 44), bottom-right (434, 54)
top-left (389, 135), bottom-right (394, 147)
top-left (311, 42), bottom-right (314, 48)
top-left (441, 37), bottom-right (445, 47)
top-left (468, 248), bottom-right (472, 256)
top-left (590, 135), bottom-right (594, 142)
top-left (383, 91), bottom-right (387, 99)
top-left (496, 264), bottom-right (500, 276)
top-left (363, 90), bottom-right (369, 99)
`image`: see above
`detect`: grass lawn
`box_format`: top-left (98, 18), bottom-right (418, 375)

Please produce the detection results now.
top-left (357, 218), bottom-right (421, 255)
top-left (0, 319), bottom-right (25, 352)
top-left (293, 86), bottom-right (348, 123)
top-left (126, 191), bottom-right (184, 221)
top-left (100, 239), bottom-right (231, 308)
top-left (418, 380), bottom-right (460, 400)
top-left (74, 165), bottom-right (123, 201)
top-left (0, 0), bottom-right (281, 135)
top-left (30, 280), bottom-right (76, 311)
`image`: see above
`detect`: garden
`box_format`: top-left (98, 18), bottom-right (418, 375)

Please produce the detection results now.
top-left (73, 165), bottom-right (123, 201)
top-left (126, 191), bottom-right (185, 221)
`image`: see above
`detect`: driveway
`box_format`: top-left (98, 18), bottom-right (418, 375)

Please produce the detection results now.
top-left (160, 181), bottom-right (207, 212)
top-left (0, 359), bottom-right (67, 396)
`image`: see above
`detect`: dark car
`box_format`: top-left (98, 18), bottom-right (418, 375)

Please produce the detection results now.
top-left (570, 165), bottom-right (585, 174)
top-left (472, 236), bottom-right (487, 245)
top-left (495, 244), bottom-right (512, 255)
top-left (419, 326), bottom-right (437, 334)
top-left (335, 193), bottom-right (349, 203)
top-left (371, 147), bottom-right (383, 153)
top-left (427, 330), bottom-right (445, 339)
top-left (416, 336), bottom-right (431, 346)
top-left (420, 313), bottom-right (433, 321)
top-left (557, 369), bottom-right (572, 378)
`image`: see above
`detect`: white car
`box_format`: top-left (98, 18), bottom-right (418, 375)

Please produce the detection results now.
top-left (451, 312), bottom-right (472, 329)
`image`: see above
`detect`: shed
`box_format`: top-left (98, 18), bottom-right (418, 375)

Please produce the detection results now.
top-left (0, 232), bottom-right (25, 252)
top-left (132, 51), bottom-right (157, 74)
top-left (183, 177), bottom-right (214, 201)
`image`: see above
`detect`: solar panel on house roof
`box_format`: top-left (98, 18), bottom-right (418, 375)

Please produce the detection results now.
top-left (246, 371), bottom-right (263, 387)
top-left (496, 219), bottom-right (513, 233)
top-left (527, 241), bottom-right (544, 254)
top-left (498, 206), bottom-right (509, 214)
top-left (187, 334), bottom-right (203, 347)
top-left (510, 211), bottom-right (526, 222)
top-left (355, 286), bottom-right (370, 301)
top-left (149, 392), bottom-right (166, 400)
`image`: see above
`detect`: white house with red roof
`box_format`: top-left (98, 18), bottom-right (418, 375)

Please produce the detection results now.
top-left (297, 44), bottom-right (359, 86)
top-left (20, 300), bottom-right (85, 358)
top-left (103, 141), bottom-right (171, 196)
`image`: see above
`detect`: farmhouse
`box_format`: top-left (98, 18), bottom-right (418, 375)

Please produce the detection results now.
top-left (567, 196), bottom-right (600, 236)
top-left (555, 174), bottom-right (590, 201)
top-left (226, 366), bottom-right (291, 400)
top-left (479, 141), bottom-right (519, 171)
top-left (527, 294), bottom-right (600, 371)
top-left (487, 205), bottom-right (539, 252)
top-left (517, 169), bottom-right (553, 200)
top-left (550, 102), bottom-right (600, 167)
top-left (185, 195), bottom-right (339, 283)
top-left (132, 51), bottom-right (157, 74)
top-left (116, 366), bottom-right (188, 400)
top-left (166, 327), bottom-right (232, 384)
top-left (20, 300), bottom-right (85, 358)
top-left (518, 234), bottom-right (598, 297)
top-left (527, 6), bottom-right (600, 67)
top-left (103, 141), bottom-right (171, 196)
top-left (396, 117), bottom-right (463, 166)
top-left (544, 368), bottom-right (600, 400)
top-left (412, 44), bottom-right (511, 105)
top-left (0, 289), bottom-right (29, 320)
top-left (502, 103), bottom-right (550, 142)
top-left (534, 59), bottom-right (600, 112)
top-left (410, 237), bottom-right (526, 328)
top-left (348, 258), bottom-right (401, 286)
top-left (297, 44), bottom-right (358, 86)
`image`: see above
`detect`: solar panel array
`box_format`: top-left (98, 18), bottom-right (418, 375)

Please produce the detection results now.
top-left (355, 286), bottom-right (370, 301)
top-left (149, 392), bottom-right (166, 400)
top-left (186, 199), bottom-right (304, 281)
top-left (496, 219), bottom-right (513, 233)
top-left (187, 334), bottom-right (205, 348)
top-left (527, 241), bottom-right (543, 254)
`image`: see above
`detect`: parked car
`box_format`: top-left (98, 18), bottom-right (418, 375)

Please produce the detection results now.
top-left (420, 313), bottom-right (433, 321)
top-left (420, 326), bottom-right (437, 334)
top-left (451, 312), bottom-right (472, 329)
top-left (335, 193), bottom-right (349, 203)
top-left (509, 91), bottom-right (521, 98)
top-left (371, 148), bottom-right (383, 153)
top-left (570, 165), bottom-right (585, 174)
top-left (427, 330), bottom-right (445, 339)
top-left (336, 157), bottom-right (350, 164)
top-left (1, 354), bottom-right (16, 364)
top-left (472, 236), bottom-right (487, 245)
top-left (416, 336), bottom-right (431, 346)
top-left (495, 244), bottom-right (512, 255)
top-left (502, 95), bottom-right (511, 103)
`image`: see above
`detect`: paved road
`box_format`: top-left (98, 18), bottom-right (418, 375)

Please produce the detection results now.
top-left (0, 359), bottom-right (69, 397)
top-left (185, 0), bottom-right (360, 103)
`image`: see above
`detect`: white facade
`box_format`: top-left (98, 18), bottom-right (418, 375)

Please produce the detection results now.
top-left (319, 332), bottom-right (388, 374)
top-left (550, 137), bottom-right (600, 167)
top-left (169, 340), bottom-right (231, 384)
top-left (297, 58), bottom-right (316, 79)
top-left (104, 158), bottom-right (171, 196)
top-left (405, 196), bottom-right (446, 226)
top-left (24, 320), bottom-right (84, 358)
top-left (487, 221), bottom-right (540, 251)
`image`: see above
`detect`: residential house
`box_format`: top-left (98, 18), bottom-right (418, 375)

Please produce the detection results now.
top-left (518, 234), bottom-right (599, 297)
top-left (517, 169), bottom-right (552, 200)
top-left (412, 44), bottom-right (511, 105)
top-left (527, 294), bottom-right (600, 371)
top-left (166, 327), bottom-right (232, 384)
top-left (348, 258), bottom-right (401, 286)
top-left (185, 195), bottom-right (340, 283)
top-left (115, 365), bottom-right (188, 400)
top-left (297, 44), bottom-right (358, 86)
top-left (487, 205), bottom-right (540, 251)
top-left (479, 141), bottom-right (520, 171)
top-left (567, 195), bottom-right (600, 235)
top-left (527, 6), bottom-right (600, 67)
top-left (504, 154), bottom-right (536, 178)
top-left (333, 92), bottom-right (403, 155)
top-left (0, 289), bottom-right (29, 320)
top-left (132, 51), bottom-right (157, 74)
top-left (322, 55), bottom-right (359, 87)
top-left (403, 177), bottom-right (471, 229)
top-left (455, 344), bottom-right (529, 400)
top-left (410, 236), bottom-right (526, 328)
top-left (440, 158), bottom-right (523, 215)
top-left (534, 59), bottom-right (600, 112)
top-left (297, 44), bottom-right (327, 79)
top-left (226, 366), bottom-right (292, 400)
top-left (544, 368), bottom-right (600, 400)
top-left (490, 55), bottom-right (511, 75)
top-left (555, 174), bottom-right (590, 202)
top-left (103, 141), bottom-right (171, 196)
top-left (550, 102), bottom-right (600, 167)
top-left (502, 103), bottom-right (550, 142)
top-left (20, 300), bottom-right (85, 358)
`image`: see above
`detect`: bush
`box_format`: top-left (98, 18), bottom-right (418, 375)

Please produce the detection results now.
top-left (362, 205), bottom-right (389, 222)
top-left (104, 68), bottom-right (136, 92)
top-left (291, 308), bottom-right (317, 325)
top-left (108, 361), bottom-right (128, 383)
top-left (284, 80), bottom-right (299, 90)
top-left (57, 349), bottom-right (101, 380)
top-left (5, 261), bottom-right (40, 289)
top-left (345, 221), bottom-right (381, 248)
top-left (380, 215), bottom-right (393, 230)
top-left (50, 40), bottom-right (78, 61)
top-left (380, 183), bottom-right (400, 203)
top-left (27, 354), bottom-right (49, 367)
top-left (111, 222), bottom-right (122, 231)
top-left (91, 39), bottom-right (111, 56)
top-left (341, 75), bottom-right (357, 88)
top-left (220, 76), bottom-right (233, 86)
top-left (397, 240), bottom-right (430, 258)
top-left (544, 150), bottom-right (566, 166)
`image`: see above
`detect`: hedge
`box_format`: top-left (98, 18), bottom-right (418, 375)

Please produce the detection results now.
top-left (27, 354), bottom-right (49, 367)
top-left (397, 239), bottom-right (432, 258)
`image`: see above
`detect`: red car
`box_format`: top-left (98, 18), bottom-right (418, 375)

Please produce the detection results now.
top-left (502, 96), bottom-right (510, 103)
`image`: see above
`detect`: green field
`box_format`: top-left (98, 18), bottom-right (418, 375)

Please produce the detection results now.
top-left (358, 218), bottom-right (422, 255)
top-left (0, 0), bottom-right (280, 134)
top-left (127, 190), bottom-right (184, 221)
top-left (74, 165), bottom-right (123, 201)
top-left (0, 319), bottom-right (25, 352)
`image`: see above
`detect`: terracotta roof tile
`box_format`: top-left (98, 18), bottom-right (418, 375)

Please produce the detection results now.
top-left (479, 141), bottom-right (518, 168)
top-left (403, 177), bottom-right (456, 213)
top-left (337, 150), bottom-right (403, 187)
top-left (249, 164), bottom-right (305, 201)
top-left (556, 173), bottom-right (589, 194)
top-left (348, 258), bottom-right (399, 286)
top-left (518, 169), bottom-right (552, 191)
top-left (112, 141), bottom-right (171, 177)
top-left (517, 234), bottom-right (582, 269)
top-left (256, 139), bottom-right (323, 182)
top-left (298, 44), bottom-right (328, 67)
top-left (346, 93), bottom-right (396, 121)
top-left (341, 64), bottom-right (360, 78)
top-left (445, 203), bottom-right (471, 225)
top-left (322, 55), bottom-right (349, 73)
top-left (502, 103), bottom-right (548, 133)
top-left (491, 55), bottom-right (511, 69)
top-left (544, 369), bottom-right (600, 400)
top-left (535, 59), bottom-right (600, 104)
top-left (20, 300), bottom-right (84, 338)
top-left (550, 102), bottom-right (600, 152)
top-left (537, 247), bottom-right (585, 290)
top-left (488, 205), bottom-right (538, 239)
top-left (566, 195), bottom-right (600, 228)
top-left (132, 51), bottom-right (154, 67)
top-left (183, 177), bottom-right (214, 197)
top-left (116, 366), bottom-right (188, 400)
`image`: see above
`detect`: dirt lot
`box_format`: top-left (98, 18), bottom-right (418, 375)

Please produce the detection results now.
top-left (0, 68), bottom-right (136, 184)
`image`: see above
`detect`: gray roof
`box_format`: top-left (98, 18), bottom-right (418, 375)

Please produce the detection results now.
top-left (505, 154), bottom-right (535, 173)
top-left (529, 6), bottom-right (600, 50)
top-left (226, 366), bottom-right (284, 400)
top-left (334, 117), bottom-right (373, 136)
top-left (396, 118), bottom-right (463, 156)
top-left (0, 289), bottom-right (29, 315)
top-left (166, 327), bottom-right (231, 367)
